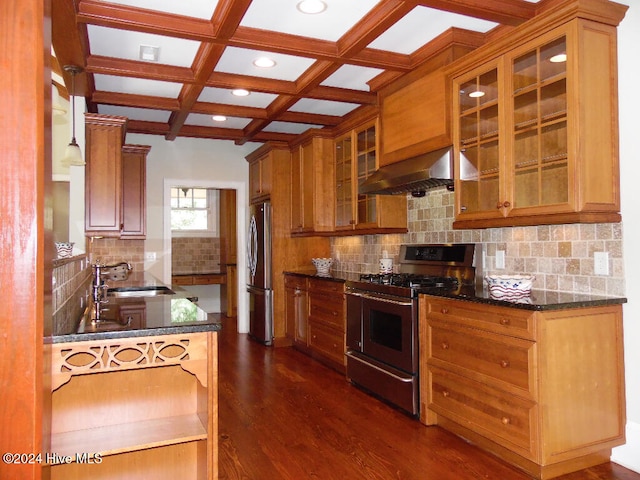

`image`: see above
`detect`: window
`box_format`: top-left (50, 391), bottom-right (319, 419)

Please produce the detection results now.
top-left (171, 187), bottom-right (218, 236)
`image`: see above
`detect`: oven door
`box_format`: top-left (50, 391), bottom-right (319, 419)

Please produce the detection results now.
top-left (360, 292), bottom-right (417, 374)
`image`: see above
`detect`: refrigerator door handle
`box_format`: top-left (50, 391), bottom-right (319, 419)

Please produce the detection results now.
top-left (248, 214), bottom-right (257, 278)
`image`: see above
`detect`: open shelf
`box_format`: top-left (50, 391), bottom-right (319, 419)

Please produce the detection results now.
top-left (50, 414), bottom-right (207, 462)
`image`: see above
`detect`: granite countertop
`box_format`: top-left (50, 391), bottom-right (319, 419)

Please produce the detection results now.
top-left (283, 270), bottom-right (627, 311)
top-left (51, 271), bottom-right (221, 344)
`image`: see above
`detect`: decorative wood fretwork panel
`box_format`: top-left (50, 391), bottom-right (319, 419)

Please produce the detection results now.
top-left (51, 333), bottom-right (208, 391)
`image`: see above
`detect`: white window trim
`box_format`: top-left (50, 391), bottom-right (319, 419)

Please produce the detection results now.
top-left (171, 188), bottom-right (219, 238)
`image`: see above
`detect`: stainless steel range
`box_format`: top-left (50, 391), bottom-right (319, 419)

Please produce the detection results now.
top-left (345, 243), bottom-right (478, 417)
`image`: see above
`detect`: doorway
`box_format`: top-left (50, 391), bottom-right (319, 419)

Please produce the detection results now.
top-left (163, 179), bottom-right (248, 332)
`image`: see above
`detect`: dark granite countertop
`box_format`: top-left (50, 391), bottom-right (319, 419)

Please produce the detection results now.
top-left (283, 270), bottom-right (627, 311)
top-left (51, 272), bottom-right (221, 344)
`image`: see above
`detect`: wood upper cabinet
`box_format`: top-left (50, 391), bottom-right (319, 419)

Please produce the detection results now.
top-left (290, 135), bottom-right (335, 235)
top-left (380, 66), bottom-right (451, 166)
top-left (84, 113), bottom-right (127, 236)
top-left (334, 119), bottom-right (407, 234)
top-left (451, 4), bottom-right (626, 229)
top-left (420, 296), bottom-right (625, 479)
top-left (248, 153), bottom-right (272, 204)
top-left (85, 114), bottom-right (150, 238)
top-left (121, 144), bottom-right (150, 238)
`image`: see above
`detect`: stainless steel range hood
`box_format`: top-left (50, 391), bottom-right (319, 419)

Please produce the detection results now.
top-left (359, 147), bottom-right (453, 195)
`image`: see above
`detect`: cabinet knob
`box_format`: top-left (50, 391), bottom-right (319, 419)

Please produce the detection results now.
top-left (501, 416), bottom-right (511, 425)
top-left (442, 390), bottom-right (450, 398)
top-left (500, 318), bottom-right (511, 326)
top-left (441, 342), bottom-right (450, 350)
top-left (500, 360), bottom-right (510, 368)
top-left (441, 307), bottom-right (449, 314)
top-left (496, 201), bottom-right (512, 209)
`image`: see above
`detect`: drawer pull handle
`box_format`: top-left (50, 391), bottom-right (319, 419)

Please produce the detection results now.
top-left (441, 308), bottom-right (449, 314)
top-left (441, 342), bottom-right (450, 350)
top-left (501, 416), bottom-right (511, 425)
top-left (442, 390), bottom-right (450, 398)
top-left (500, 360), bottom-right (510, 368)
top-left (500, 318), bottom-right (511, 326)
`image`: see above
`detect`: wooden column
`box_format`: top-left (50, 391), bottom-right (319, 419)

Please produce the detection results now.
top-left (0, 1), bottom-right (51, 479)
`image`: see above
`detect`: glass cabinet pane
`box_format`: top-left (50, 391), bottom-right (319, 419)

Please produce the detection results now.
top-left (456, 66), bottom-right (500, 216)
top-left (356, 125), bottom-right (377, 226)
top-left (335, 136), bottom-right (353, 227)
top-left (511, 36), bottom-right (568, 209)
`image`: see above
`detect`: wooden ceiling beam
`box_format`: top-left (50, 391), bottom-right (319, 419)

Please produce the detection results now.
top-left (86, 55), bottom-right (194, 84)
top-left (414, 0), bottom-right (536, 26)
top-left (91, 91), bottom-right (179, 111)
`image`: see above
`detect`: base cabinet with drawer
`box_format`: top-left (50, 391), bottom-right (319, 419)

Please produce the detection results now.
top-left (419, 295), bottom-right (625, 479)
top-left (285, 274), bottom-right (345, 372)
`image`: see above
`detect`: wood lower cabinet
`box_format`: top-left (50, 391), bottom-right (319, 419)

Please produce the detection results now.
top-left (450, 2), bottom-right (627, 229)
top-left (286, 274), bottom-right (345, 371)
top-left (285, 274), bottom-right (309, 347)
top-left (420, 295), bottom-right (625, 479)
top-left (307, 277), bottom-right (345, 371)
top-left (49, 331), bottom-right (218, 480)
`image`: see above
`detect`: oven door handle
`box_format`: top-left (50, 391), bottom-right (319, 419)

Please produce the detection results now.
top-left (346, 352), bottom-right (414, 383)
top-left (347, 291), bottom-right (414, 306)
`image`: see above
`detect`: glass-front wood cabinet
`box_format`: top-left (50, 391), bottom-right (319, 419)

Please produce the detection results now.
top-left (453, 15), bottom-right (623, 229)
top-left (334, 120), bottom-right (406, 233)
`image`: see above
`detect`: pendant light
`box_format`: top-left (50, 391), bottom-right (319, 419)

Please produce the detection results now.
top-left (63, 65), bottom-right (85, 166)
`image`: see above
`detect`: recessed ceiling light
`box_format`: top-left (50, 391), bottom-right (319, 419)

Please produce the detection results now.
top-left (468, 90), bottom-right (485, 98)
top-left (296, 0), bottom-right (327, 14)
top-left (212, 115), bottom-right (227, 122)
top-left (550, 53), bottom-right (567, 63)
top-left (253, 57), bottom-right (276, 68)
top-left (231, 89), bottom-right (250, 97)
top-left (139, 45), bottom-right (160, 62)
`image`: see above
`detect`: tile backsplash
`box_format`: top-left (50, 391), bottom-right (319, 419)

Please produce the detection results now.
top-left (331, 188), bottom-right (625, 297)
top-left (171, 237), bottom-right (221, 274)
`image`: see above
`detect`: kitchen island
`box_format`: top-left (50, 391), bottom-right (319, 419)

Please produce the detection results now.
top-left (48, 279), bottom-right (221, 480)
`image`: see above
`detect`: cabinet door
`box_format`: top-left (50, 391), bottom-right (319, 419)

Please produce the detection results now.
top-left (354, 123), bottom-right (378, 228)
top-left (454, 64), bottom-right (504, 221)
top-left (290, 146), bottom-right (303, 231)
top-left (249, 157), bottom-right (271, 203)
top-left (334, 134), bottom-right (354, 229)
top-left (509, 35), bottom-right (569, 213)
top-left (121, 145), bottom-right (149, 238)
top-left (85, 114), bottom-right (127, 235)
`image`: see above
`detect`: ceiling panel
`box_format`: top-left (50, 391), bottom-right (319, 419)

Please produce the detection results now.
top-left (52, 0), bottom-right (547, 144)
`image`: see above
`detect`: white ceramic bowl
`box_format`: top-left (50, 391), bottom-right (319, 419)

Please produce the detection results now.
top-left (312, 258), bottom-right (333, 275)
top-left (485, 274), bottom-right (535, 300)
top-left (55, 242), bottom-right (74, 258)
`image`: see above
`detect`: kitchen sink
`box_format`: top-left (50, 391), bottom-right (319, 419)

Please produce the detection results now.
top-left (107, 286), bottom-right (175, 298)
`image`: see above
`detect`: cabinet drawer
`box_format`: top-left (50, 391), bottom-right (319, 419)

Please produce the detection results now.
top-left (285, 275), bottom-right (308, 290)
top-left (425, 296), bottom-right (535, 340)
top-left (309, 321), bottom-right (344, 366)
top-left (309, 278), bottom-right (344, 296)
top-left (429, 366), bottom-right (537, 458)
top-left (429, 323), bottom-right (536, 396)
top-left (309, 293), bottom-right (344, 329)
top-left (192, 274), bottom-right (225, 285)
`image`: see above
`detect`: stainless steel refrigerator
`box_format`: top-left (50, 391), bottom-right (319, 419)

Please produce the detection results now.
top-left (247, 201), bottom-right (273, 345)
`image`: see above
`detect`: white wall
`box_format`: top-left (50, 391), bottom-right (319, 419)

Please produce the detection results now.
top-left (613, 1), bottom-right (640, 471)
top-left (125, 133), bottom-right (260, 333)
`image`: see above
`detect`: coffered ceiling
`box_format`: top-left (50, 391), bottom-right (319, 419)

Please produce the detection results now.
top-left (52, 0), bottom-right (544, 145)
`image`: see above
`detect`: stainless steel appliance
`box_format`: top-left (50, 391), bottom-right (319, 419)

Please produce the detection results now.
top-left (345, 243), bottom-right (477, 416)
top-left (247, 201), bottom-right (273, 345)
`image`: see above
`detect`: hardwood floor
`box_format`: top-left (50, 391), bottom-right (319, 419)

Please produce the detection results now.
top-left (216, 315), bottom-right (638, 480)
